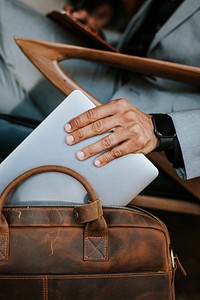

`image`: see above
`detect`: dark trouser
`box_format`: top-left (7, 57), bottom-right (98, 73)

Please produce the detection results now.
top-left (0, 115), bottom-right (38, 161)
top-left (142, 168), bottom-right (197, 201)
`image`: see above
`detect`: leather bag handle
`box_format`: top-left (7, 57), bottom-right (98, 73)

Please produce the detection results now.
top-left (0, 165), bottom-right (98, 210)
top-left (0, 165), bottom-right (104, 224)
top-left (0, 165), bottom-right (108, 262)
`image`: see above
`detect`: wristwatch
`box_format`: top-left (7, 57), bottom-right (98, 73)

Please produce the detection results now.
top-left (150, 114), bottom-right (177, 151)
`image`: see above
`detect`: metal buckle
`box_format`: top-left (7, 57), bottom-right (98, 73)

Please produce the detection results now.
top-left (170, 247), bottom-right (175, 269)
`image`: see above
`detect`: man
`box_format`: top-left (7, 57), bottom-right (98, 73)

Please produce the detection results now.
top-left (64, 0), bottom-right (200, 181)
top-left (0, 0), bottom-right (200, 181)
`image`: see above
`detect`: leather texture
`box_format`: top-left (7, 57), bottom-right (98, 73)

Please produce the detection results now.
top-left (0, 165), bottom-right (175, 300)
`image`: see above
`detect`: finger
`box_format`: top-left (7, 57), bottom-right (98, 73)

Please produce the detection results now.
top-left (65, 113), bottom-right (123, 145)
top-left (72, 10), bottom-right (89, 22)
top-left (75, 128), bottom-right (128, 160)
top-left (90, 132), bottom-right (155, 167)
top-left (64, 101), bottom-right (121, 133)
top-left (63, 5), bottom-right (74, 14)
top-left (93, 142), bottom-right (132, 167)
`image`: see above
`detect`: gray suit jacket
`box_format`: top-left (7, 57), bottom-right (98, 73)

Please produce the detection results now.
top-left (114, 0), bottom-right (200, 179)
top-left (1, 0), bottom-right (199, 179)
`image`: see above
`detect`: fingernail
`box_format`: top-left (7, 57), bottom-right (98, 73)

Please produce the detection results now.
top-left (72, 12), bottom-right (79, 18)
top-left (66, 135), bottom-right (74, 144)
top-left (94, 159), bottom-right (101, 167)
top-left (64, 123), bottom-right (72, 132)
top-left (76, 150), bottom-right (85, 160)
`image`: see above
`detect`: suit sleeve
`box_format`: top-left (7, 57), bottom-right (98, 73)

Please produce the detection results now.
top-left (169, 109), bottom-right (200, 179)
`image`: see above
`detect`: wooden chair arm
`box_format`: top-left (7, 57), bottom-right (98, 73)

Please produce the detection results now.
top-left (130, 194), bottom-right (200, 215)
top-left (15, 38), bottom-right (200, 104)
top-left (14, 37), bottom-right (200, 200)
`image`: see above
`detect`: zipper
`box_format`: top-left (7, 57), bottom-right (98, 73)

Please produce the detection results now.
top-left (4, 202), bottom-right (166, 227)
top-left (104, 204), bottom-right (167, 228)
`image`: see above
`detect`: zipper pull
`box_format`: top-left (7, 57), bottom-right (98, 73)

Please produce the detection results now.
top-left (174, 254), bottom-right (187, 276)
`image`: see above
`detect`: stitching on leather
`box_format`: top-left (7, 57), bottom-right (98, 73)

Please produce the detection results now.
top-left (4, 208), bottom-right (74, 212)
top-left (0, 277), bottom-right (45, 280)
top-left (0, 236), bottom-right (7, 259)
top-left (87, 237), bottom-right (105, 258)
top-left (4, 207), bottom-right (148, 217)
top-left (48, 272), bottom-right (169, 279)
top-left (43, 277), bottom-right (48, 300)
top-left (85, 236), bottom-right (107, 260)
top-left (4, 207), bottom-right (163, 226)
top-left (0, 272), bottom-right (169, 280)
top-left (4, 207), bottom-right (163, 224)
top-left (42, 278), bottom-right (45, 300)
top-left (45, 277), bottom-right (49, 300)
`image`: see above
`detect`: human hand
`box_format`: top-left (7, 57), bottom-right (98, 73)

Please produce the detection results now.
top-left (64, 98), bottom-right (159, 167)
top-left (63, 3), bottom-right (113, 33)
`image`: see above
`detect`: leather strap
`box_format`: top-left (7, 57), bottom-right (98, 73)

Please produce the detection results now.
top-left (74, 199), bottom-right (103, 223)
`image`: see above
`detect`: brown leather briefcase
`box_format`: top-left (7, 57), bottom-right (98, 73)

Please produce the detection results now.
top-left (0, 165), bottom-right (176, 300)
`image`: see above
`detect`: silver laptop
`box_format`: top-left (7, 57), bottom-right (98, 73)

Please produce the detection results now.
top-left (0, 90), bottom-right (158, 206)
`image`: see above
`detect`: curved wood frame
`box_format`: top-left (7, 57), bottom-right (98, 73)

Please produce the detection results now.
top-left (15, 37), bottom-right (200, 104)
top-left (15, 37), bottom-right (200, 215)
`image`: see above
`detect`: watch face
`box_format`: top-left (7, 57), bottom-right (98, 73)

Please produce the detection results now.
top-left (152, 114), bottom-right (176, 138)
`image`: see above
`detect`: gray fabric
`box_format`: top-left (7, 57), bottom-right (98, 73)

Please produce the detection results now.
top-left (169, 109), bottom-right (200, 179)
top-left (114, 0), bottom-right (200, 179)
top-left (117, 0), bottom-right (153, 50)
top-left (0, 0), bottom-right (117, 117)
top-left (0, 0), bottom-right (200, 179)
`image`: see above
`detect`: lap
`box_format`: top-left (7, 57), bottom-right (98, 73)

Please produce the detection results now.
top-left (0, 0), bottom-right (118, 117)
top-left (142, 169), bottom-right (197, 200)
top-left (0, 59), bottom-right (43, 120)
top-left (0, 0), bottom-right (80, 92)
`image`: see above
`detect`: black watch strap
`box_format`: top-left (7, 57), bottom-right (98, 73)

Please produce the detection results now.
top-left (150, 114), bottom-right (177, 151)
